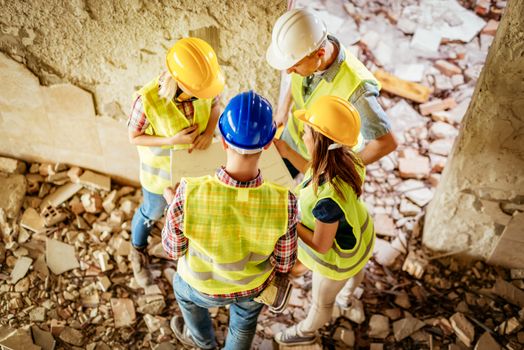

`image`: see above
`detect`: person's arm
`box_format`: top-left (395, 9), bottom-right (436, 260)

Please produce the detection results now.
top-left (274, 86), bottom-right (293, 127)
top-left (358, 131), bottom-right (397, 165)
top-left (297, 221), bottom-right (338, 254)
top-left (351, 82), bottom-right (398, 165)
top-left (128, 126), bottom-right (199, 147)
top-left (161, 180), bottom-right (189, 260)
top-left (273, 139), bottom-right (309, 173)
top-left (270, 192), bottom-right (298, 273)
top-left (192, 95), bottom-right (221, 151)
top-left (127, 96), bottom-right (199, 147)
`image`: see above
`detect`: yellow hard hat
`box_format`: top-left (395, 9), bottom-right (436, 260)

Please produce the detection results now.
top-left (166, 37), bottom-right (225, 99)
top-left (294, 96), bottom-right (361, 147)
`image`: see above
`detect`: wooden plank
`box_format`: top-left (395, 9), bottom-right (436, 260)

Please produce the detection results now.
top-left (374, 69), bottom-right (432, 103)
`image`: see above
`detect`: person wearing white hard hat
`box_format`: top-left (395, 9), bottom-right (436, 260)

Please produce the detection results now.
top-left (267, 8), bottom-right (397, 178)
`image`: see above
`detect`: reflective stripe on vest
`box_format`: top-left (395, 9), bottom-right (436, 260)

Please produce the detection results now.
top-left (287, 50), bottom-right (379, 159)
top-left (136, 76), bottom-right (212, 194)
top-left (178, 175), bottom-right (289, 295)
top-left (179, 254), bottom-right (274, 285)
top-left (297, 167), bottom-right (375, 280)
top-left (188, 248), bottom-right (269, 271)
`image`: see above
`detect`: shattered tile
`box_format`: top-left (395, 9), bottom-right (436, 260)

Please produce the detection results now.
top-left (111, 298), bottom-right (136, 328)
top-left (46, 238), bottom-right (79, 274)
top-left (41, 182), bottom-right (82, 208)
top-left (31, 325), bottom-right (56, 350)
top-left (10, 256), bottom-right (32, 284)
top-left (450, 312), bottom-right (475, 347)
top-left (20, 208), bottom-right (46, 233)
top-left (369, 314), bottom-right (390, 339)
top-left (79, 170), bottom-right (111, 192)
top-left (393, 316), bottom-right (425, 341)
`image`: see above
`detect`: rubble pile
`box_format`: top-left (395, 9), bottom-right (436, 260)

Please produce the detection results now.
top-left (1, 0), bottom-right (522, 349)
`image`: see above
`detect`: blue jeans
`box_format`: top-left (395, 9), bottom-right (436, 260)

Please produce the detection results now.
top-left (131, 187), bottom-right (167, 248)
top-left (173, 273), bottom-right (264, 350)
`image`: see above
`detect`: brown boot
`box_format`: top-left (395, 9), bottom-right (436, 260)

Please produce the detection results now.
top-left (129, 246), bottom-right (152, 288)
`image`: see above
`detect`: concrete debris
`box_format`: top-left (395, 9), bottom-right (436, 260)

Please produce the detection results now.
top-left (31, 325), bottom-right (56, 350)
top-left (450, 312), bottom-right (475, 347)
top-left (393, 316), bottom-right (425, 341)
top-left (511, 269), bottom-right (524, 280)
top-left (0, 156), bottom-right (26, 174)
top-left (402, 250), bottom-right (428, 278)
top-left (41, 205), bottom-right (67, 227)
top-left (373, 214), bottom-right (396, 237)
top-left (67, 166), bottom-right (83, 183)
top-left (368, 314), bottom-right (390, 339)
top-left (429, 121), bottom-right (459, 139)
top-left (405, 187), bottom-right (434, 207)
top-left (20, 207), bottom-right (46, 233)
top-left (59, 327), bottom-right (84, 346)
top-left (496, 317), bottom-right (520, 335)
top-left (490, 278), bottom-right (524, 308)
top-left (420, 97), bottom-right (457, 116)
top-left (41, 182), bottom-right (82, 208)
top-left (481, 19), bottom-right (499, 36)
top-left (411, 28), bottom-right (441, 53)
top-left (434, 60), bottom-right (462, 76)
top-left (46, 238), bottom-right (79, 274)
top-left (333, 326), bottom-right (355, 346)
top-left (345, 298), bottom-right (365, 324)
top-left (394, 63), bottom-right (426, 83)
top-left (474, 331), bottom-right (501, 350)
top-left (0, 174), bottom-right (26, 219)
top-left (398, 156), bottom-right (430, 179)
top-left (9, 256), bottom-right (32, 284)
top-left (79, 170), bottom-right (111, 192)
top-left (429, 138), bottom-right (455, 156)
top-left (111, 298), bottom-right (136, 328)
top-left (0, 327), bottom-right (40, 350)
top-left (0, 1), bottom-right (516, 348)
top-left (374, 238), bottom-right (401, 267)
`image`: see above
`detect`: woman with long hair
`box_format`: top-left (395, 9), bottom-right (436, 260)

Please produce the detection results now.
top-left (275, 95), bottom-right (375, 346)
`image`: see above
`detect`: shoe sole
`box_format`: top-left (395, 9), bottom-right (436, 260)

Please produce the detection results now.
top-left (274, 334), bottom-right (317, 346)
top-left (170, 316), bottom-right (197, 348)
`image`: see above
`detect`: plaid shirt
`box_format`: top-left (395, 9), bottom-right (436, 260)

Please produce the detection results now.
top-left (128, 90), bottom-right (220, 133)
top-left (162, 167), bottom-right (298, 299)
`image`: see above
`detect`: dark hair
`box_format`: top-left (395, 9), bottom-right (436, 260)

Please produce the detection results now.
top-left (309, 130), bottom-right (363, 200)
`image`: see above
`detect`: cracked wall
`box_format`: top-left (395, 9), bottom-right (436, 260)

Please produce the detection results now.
top-left (423, 0), bottom-right (524, 267)
top-left (0, 0), bottom-right (286, 182)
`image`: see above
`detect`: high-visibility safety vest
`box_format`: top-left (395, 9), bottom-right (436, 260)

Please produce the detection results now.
top-left (136, 77), bottom-right (212, 194)
top-left (288, 50), bottom-right (380, 158)
top-left (177, 175), bottom-right (289, 295)
top-left (297, 166), bottom-right (375, 280)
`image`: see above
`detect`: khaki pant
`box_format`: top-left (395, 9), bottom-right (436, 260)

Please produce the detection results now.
top-left (298, 269), bottom-right (365, 334)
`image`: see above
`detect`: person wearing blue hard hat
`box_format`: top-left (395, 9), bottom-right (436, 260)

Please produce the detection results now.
top-left (161, 91), bottom-right (298, 350)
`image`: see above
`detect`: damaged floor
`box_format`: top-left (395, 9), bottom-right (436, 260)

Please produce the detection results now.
top-left (1, 0), bottom-right (523, 349)
top-left (0, 160), bottom-right (523, 349)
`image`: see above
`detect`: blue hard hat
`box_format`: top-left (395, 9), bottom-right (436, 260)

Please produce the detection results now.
top-left (219, 91), bottom-right (276, 150)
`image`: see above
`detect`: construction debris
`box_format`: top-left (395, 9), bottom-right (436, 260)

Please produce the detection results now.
top-left (1, 1), bottom-right (519, 349)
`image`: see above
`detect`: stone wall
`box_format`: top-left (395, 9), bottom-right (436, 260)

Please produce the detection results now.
top-left (423, 0), bottom-right (524, 267)
top-left (0, 0), bottom-right (286, 182)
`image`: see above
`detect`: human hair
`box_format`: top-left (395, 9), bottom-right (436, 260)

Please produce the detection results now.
top-left (309, 129), bottom-right (363, 200)
top-left (158, 70), bottom-right (177, 101)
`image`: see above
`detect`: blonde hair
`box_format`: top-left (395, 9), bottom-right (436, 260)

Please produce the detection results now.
top-left (158, 70), bottom-right (177, 101)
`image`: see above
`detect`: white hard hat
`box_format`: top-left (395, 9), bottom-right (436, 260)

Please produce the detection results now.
top-left (266, 9), bottom-right (328, 70)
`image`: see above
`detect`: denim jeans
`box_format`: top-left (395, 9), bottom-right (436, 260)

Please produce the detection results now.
top-left (173, 273), bottom-right (264, 350)
top-left (131, 187), bottom-right (167, 248)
